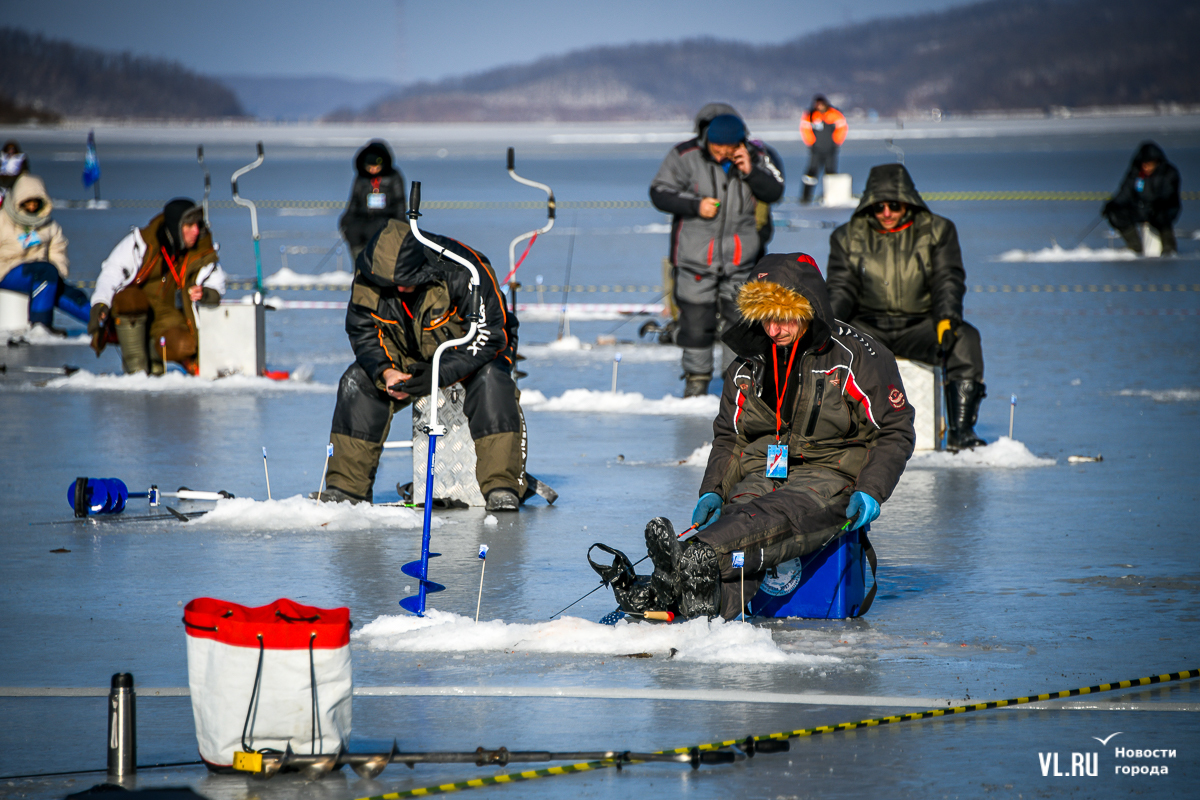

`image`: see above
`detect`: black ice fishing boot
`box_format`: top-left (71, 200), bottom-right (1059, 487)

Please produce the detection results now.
top-left (644, 517), bottom-right (682, 610)
top-left (677, 540), bottom-right (721, 619)
top-left (1116, 226), bottom-right (1143, 254)
top-left (945, 380), bottom-right (988, 451)
top-left (588, 543), bottom-right (655, 613)
top-left (683, 373), bottom-right (711, 398)
top-left (1159, 227), bottom-right (1178, 256)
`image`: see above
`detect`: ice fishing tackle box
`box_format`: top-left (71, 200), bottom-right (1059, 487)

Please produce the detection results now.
top-left (747, 526), bottom-right (877, 619)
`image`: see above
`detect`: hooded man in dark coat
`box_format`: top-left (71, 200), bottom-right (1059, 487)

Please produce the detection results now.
top-left (339, 140), bottom-right (407, 259)
top-left (826, 164), bottom-right (987, 451)
top-left (596, 254), bottom-right (914, 619)
top-left (1103, 141), bottom-right (1181, 256)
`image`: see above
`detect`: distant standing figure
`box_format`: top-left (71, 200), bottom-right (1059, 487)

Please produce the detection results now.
top-left (799, 95), bottom-right (848, 204)
top-left (339, 140), bottom-right (407, 260)
top-left (1102, 141), bottom-right (1180, 256)
top-left (0, 140), bottom-right (31, 202)
top-left (0, 174), bottom-right (90, 334)
top-left (650, 104), bottom-right (786, 397)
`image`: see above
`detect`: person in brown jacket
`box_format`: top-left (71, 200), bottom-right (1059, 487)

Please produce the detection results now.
top-left (89, 199), bottom-right (226, 374)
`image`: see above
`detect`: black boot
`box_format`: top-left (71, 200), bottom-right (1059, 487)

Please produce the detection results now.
top-left (1159, 227), bottom-right (1178, 256)
top-left (945, 380), bottom-right (988, 451)
top-left (677, 540), bottom-right (721, 619)
top-left (644, 517), bottom-right (682, 610)
top-left (801, 176), bottom-right (817, 205)
top-left (588, 543), bottom-right (655, 613)
top-left (1116, 226), bottom-right (1143, 254)
top-left (683, 373), bottom-right (711, 398)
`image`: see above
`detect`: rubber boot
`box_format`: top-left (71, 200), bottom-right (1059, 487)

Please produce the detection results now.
top-left (683, 373), bottom-right (711, 398)
top-left (801, 174), bottom-right (817, 205)
top-left (945, 380), bottom-right (988, 451)
top-left (1159, 227), bottom-right (1178, 256)
top-left (677, 540), bottom-right (721, 619)
top-left (114, 315), bottom-right (150, 375)
top-left (644, 517), bottom-right (681, 611)
top-left (588, 543), bottom-right (655, 613)
top-left (1116, 226), bottom-right (1143, 254)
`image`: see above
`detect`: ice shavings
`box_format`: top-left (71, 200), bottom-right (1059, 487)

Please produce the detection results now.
top-left (520, 387), bottom-right (719, 416)
top-left (191, 496), bottom-right (430, 531)
top-left (1117, 388), bottom-right (1200, 403)
top-left (25, 370), bottom-right (333, 393)
top-left (355, 609), bottom-right (840, 665)
top-left (908, 436), bottom-right (1055, 468)
top-left (6, 327), bottom-right (90, 345)
top-left (679, 442), bottom-right (712, 466)
top-left (263, 267), bottom-right (353, 287)
top-left (995, 243), bottom-right (1137, 262)
top-left (546, 335), bottom-right (584, 350)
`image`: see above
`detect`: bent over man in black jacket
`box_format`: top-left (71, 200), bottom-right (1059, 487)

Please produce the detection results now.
top-left (316, 219), bottom-right (530, 512)
top-left (1103, 141), bottom-right (1181, 256)
top-left (597, 254), bottom-right (914, 619)
top-left (826, 163), bottom-right (987, 451)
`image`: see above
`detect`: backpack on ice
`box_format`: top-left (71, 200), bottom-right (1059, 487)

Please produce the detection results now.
top-left (184, 597), bottom-right (352, 769)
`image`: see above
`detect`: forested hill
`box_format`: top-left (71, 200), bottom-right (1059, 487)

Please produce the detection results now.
top-left (0, 28), bottom-right (245, 120)
top-left (342, 0), bottom-right (1199, 123)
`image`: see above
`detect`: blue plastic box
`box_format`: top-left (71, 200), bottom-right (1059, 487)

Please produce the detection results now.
top-left (747, 526), bottom-right (870, 619)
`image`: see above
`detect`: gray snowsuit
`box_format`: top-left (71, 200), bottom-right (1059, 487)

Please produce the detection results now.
top-left (696, 253), bottom-right (915, 619)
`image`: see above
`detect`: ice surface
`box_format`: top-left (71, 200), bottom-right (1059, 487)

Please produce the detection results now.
top-left (191, 496), bottom-right (430, 531)
top-left (520, 342), bottom-right (679, 362)
top-left (520, 387), bottom-right (719, 416)
top-left (16, 369), bottom-right (333, 393)
top-left (908, 436), bottom-right (1055, 468)
top-left (355, 609), bottom-right (841, 665)
top-left (514, 307), bottom-right (664, 321)
top-left (995, 243), bottom-right (1138, 262)
top-left (263, 267), bottom-right (354, 286)
top-left (1117, 388), bottom-right (1200, 402)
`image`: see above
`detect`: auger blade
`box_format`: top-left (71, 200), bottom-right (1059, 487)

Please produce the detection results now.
top-left (400, 554), bottom-right (441, 580)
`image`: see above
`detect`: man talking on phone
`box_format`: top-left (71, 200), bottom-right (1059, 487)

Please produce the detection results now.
top-left (651, 105), bottom-right (785, 397)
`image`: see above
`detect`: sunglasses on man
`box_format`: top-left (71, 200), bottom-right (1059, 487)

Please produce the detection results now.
top-left (871, 201), bottom-right (906, 214)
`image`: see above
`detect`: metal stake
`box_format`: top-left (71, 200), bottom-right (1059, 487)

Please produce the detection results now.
top-left (107, 673), bottom-right (136, 778)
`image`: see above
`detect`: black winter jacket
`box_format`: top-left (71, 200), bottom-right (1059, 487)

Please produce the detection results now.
top-left (1105, 141), bottom-right (1181, 227)
top-left (346, 220), bottom-right (517, 389)
top-left (339, 141), bottom-right (407, 252)
top-left (702, 254), bottom-right (915, 505)
top-left (826, 164), bottom-right (965, 325)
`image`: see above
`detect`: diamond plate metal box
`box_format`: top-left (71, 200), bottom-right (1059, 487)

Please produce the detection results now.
top-left (895, 358), bottom-right (944, 451)
top-left (412, 385), bottom-right (485, 507)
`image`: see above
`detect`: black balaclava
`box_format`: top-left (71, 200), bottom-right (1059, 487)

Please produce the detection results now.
top-left (158, 198), bottom-right (204, 256)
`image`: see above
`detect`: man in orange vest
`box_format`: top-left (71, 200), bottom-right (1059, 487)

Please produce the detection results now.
top-left (799, 95), bottom-right (848, 204)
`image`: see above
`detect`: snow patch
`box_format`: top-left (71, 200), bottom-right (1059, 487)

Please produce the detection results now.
top-left (995, 244), bottom-right (1137, 262)
top-left (1117, 388), bottom-right (1200, 403)
top-left (355, 609), bottom-right (840, 665)
top-left (520, 388), bottom-right (719, 416)
top-left (25, 370), bottom-right (333, 393)
top-left (520, 343), bottom-right (679, 363)
top-left (192, 496), bottom-right (429, 531)
top-left (679, 442), bottom-right (712, 466)
top-left (263, 267), bottom-right (354, 287)
top-left (908, 437), bottom-right (1055, 468)
top-left (6, 327), bottom-right (90, 346)
top-left (483, 515), bottom-right (498, 527)
top-left (546, 335), bottom-right (584, 350)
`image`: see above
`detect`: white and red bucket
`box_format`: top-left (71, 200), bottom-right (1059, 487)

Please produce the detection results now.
top-left (184, 598), bottom-right (352, 769)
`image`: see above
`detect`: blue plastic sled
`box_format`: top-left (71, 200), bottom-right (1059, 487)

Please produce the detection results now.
top-left (747, 525), bottom-right (877, 619)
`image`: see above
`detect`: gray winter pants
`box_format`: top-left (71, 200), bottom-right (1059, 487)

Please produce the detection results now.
top-left (674, 267), bottom-right (743, 378)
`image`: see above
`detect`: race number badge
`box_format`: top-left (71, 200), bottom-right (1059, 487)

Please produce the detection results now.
top-left (766, 444), bottom-right (788, 479)
top-left (367, 192), bottom-right (387, 209)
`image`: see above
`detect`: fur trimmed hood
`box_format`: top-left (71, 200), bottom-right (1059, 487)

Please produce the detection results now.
top-left (723, 252), bottom-right (835, 359)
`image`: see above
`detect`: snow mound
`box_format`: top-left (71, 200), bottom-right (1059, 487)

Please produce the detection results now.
top-left (679, 442), bottom-right (712, 466)
top-left (192, 496), bottom-right (429, 531)
top-left (520, 388), bottom-right (719, 416)
top-left (263, 267), bottom-right (354, 287)
top-left (996, 244), bottom-right (1137, 262)
top-left (908, 437), bottom-right (1055, 468)
top-left (355, 609), bottom-right (840, 665)
top-left (28, 370), bottom-right (333, 393)
top-left (6, 327), bottom-right (90, 346)
top-left (546, 335), bottom-right (584, 350)
top-left (1117, 388), bottom-right (1200, 403)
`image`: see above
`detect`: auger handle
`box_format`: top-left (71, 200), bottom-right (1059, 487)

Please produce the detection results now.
top-left (409, 181), bottom-right (421, 218)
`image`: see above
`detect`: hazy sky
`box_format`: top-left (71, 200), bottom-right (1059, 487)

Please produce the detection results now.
top-left (17, 0), bottom-right (980, 85)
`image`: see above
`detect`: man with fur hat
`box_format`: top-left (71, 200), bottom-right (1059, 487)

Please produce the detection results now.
top-left (89, 198), bottom-right (226, 374)
top-left (340, 139), bottom-right (406, 260)
top-left (650, 104), bottom-right (785, 397)
top-left (596, 254), bottom-right (914, 620)
top-left (826, 164), bottom-right (988, 451)
top-left (0, 173), bottom-right (90, 334)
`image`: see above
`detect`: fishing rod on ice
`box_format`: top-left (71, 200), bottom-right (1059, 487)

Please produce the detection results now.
top-left (502, 147), bottom-right (555, 312)
top-left (0, 363), bottom-right (79, 376)
top-left (399, 180), bottom-right (482, 617)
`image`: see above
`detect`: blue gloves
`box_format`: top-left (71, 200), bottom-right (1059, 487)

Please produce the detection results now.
top-left (692, 492), bottom-right (723, 530)
top-left (846, 491), bottom-right (880, 530)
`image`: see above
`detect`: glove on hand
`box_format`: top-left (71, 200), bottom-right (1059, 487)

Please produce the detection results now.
top-left (936, 318), bottom-right (959, 356)
top-left (692, 492), bottom-right (723, 530)
top-left (398, 362), bottom-right (434, 397)
top-left (88, 303), bottom-right (109, 336)
top-left (846, 491), bottom-right (880, 530)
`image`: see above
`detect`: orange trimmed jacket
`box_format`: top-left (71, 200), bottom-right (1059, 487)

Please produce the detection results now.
top-left (800, 107), bottom-right (848, 149)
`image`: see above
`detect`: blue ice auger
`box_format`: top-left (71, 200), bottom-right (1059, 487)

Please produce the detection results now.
top-left (399, 181), bottom-right (483, 617)
top-left (68, 477), bottom-right (131, 517)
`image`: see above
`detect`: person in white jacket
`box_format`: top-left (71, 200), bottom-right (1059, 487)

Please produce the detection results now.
top-left (89, 198), bottom-right (225, 374)
top-left (0, 174), bottom-right (90, 334)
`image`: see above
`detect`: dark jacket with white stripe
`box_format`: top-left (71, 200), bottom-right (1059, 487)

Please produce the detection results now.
top-left (701, 253), bottom-right (915, 504)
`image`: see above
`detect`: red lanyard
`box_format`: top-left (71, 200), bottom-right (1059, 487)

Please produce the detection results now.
top-left (771, 343), bottom-right (798, 441)
top-left (161, 247), bottom-right (187, 288)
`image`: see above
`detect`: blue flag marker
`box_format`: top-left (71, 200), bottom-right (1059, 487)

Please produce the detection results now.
top-left (327, 442), bottom-right (334, 458)
top-left (82, 131), bottom-right (101, 189)
top-left (478, 544), bottom-right (489, 560)
top-left (731, 551), bottom-right (745, 568)
top-left (475, 544), bottom-right (490, 621)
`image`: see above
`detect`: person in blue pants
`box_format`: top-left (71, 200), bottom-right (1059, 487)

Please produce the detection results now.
top-left (0, 174), bottom-right (89, 333)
